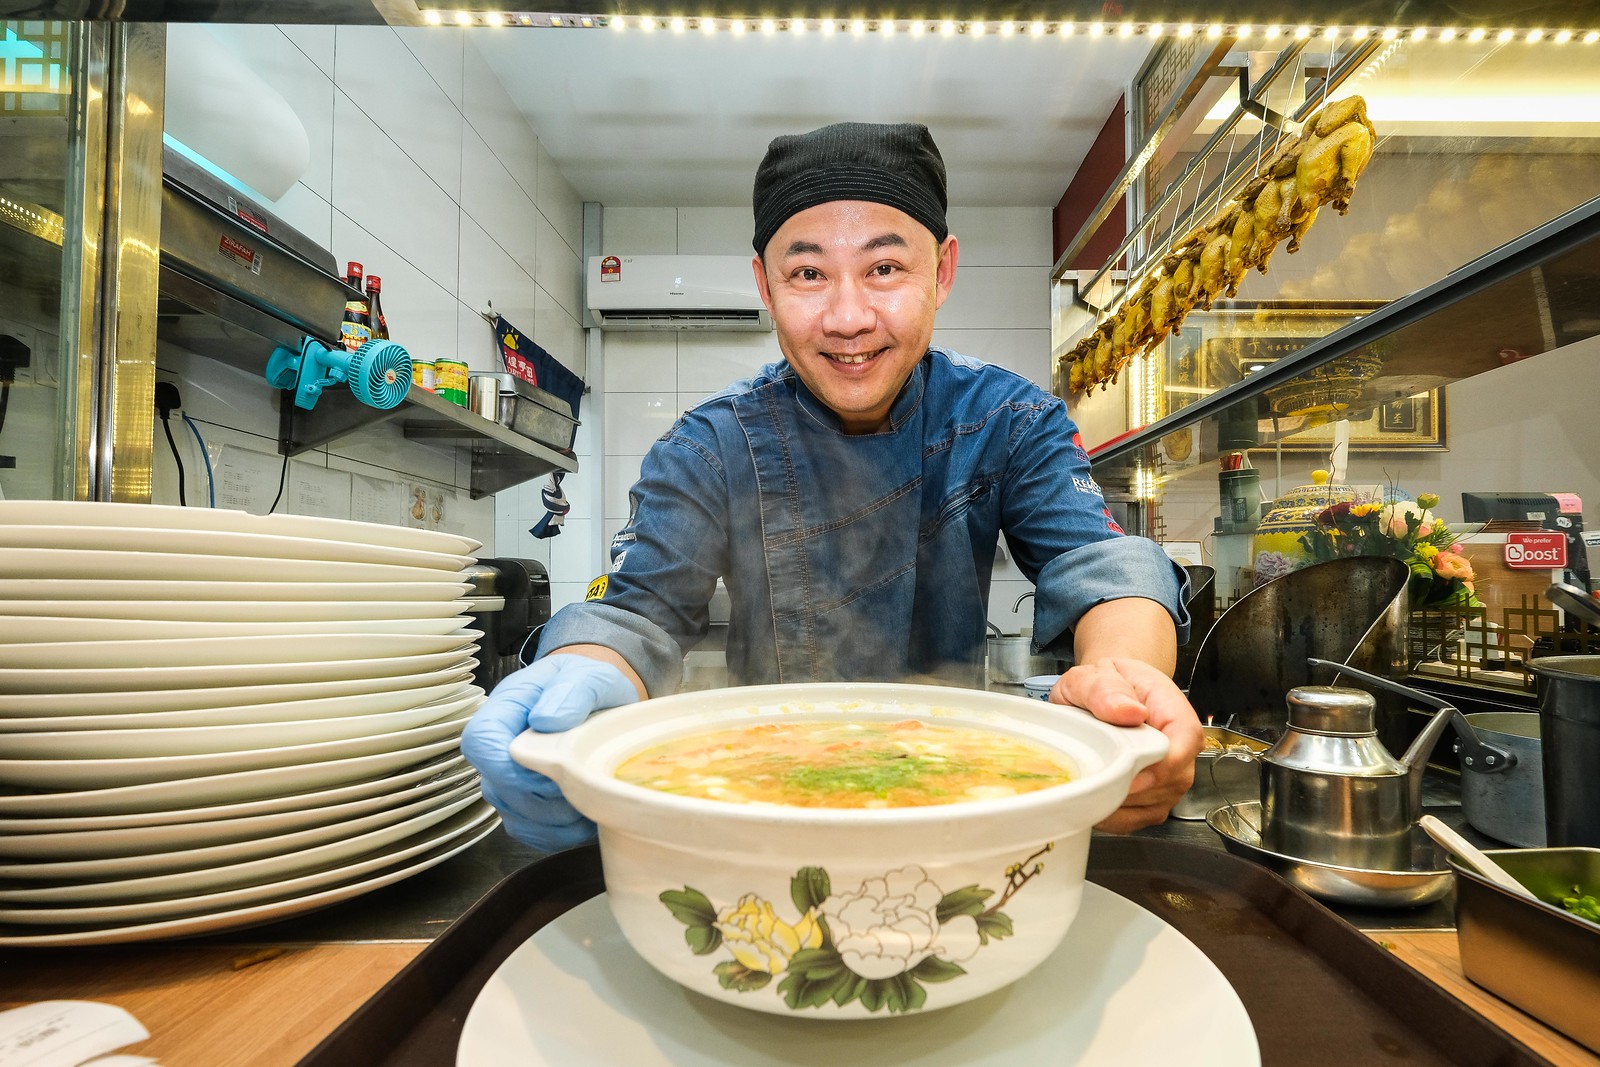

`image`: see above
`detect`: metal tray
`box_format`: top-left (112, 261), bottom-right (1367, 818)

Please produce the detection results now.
top-left (296, 839), bottom-right (1553, 1067)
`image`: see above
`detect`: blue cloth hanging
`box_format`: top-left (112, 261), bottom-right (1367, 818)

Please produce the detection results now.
top-left (530, 471), bottom-right (570, 539)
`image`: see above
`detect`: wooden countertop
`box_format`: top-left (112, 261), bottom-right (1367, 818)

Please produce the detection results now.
top-left (6, 928), bottom-right (1598, 1066)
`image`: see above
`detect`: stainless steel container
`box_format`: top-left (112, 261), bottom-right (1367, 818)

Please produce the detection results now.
top-left (1530, 655), bottom-right (1600, 846)
top-left (1172, 725), bottom-right (1266, 820)
top-left (1452, 846), bottom-right (1600, 1054)
top-left (985, 635), bottom-right (1066, 687)
top-left (494, 375), bottom-right (578, 451)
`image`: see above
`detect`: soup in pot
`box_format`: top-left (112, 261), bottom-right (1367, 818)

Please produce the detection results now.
top-left (613, 714), bottom-right (1075, 809)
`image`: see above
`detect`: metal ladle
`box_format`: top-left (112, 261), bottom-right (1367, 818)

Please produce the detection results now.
top-left (1418, 815), bottom-right (1539, 902)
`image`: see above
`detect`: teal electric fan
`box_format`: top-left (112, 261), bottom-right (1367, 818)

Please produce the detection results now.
top-left (265, 336), bottom-right (412, 410)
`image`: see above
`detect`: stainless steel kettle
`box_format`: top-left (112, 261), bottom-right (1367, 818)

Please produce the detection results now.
top-left (1258, 659), bottom-right (1463, 870)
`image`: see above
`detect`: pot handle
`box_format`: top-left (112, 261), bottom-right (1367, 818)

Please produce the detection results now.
top-left (1452, 732), bottom-right (1519, 775)
top-left (1123, 722), bottom-right (1171, 772)
top-left (508, 727), bottom-right (576, 783)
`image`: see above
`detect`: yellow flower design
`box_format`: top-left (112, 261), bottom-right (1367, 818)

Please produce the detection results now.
top-left (715, 894), bottom-right (823, 974)
top-left (1350, 502), bottom-right (1382, 517)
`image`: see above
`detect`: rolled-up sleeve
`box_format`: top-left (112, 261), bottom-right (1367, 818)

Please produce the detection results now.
top-left (999, 398), bottom-right (1190, 657)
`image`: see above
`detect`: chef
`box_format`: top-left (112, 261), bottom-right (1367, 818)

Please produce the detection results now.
top-left (464, 121), bottom-right (1203, 850)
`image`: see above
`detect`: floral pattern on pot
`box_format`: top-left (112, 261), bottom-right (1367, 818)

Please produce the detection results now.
top-left (658, 844), bottom-right (1053, 1013)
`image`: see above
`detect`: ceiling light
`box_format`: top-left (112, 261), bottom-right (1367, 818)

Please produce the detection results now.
top-left (999, 20), bottom-right (1015, 36)
top-left (907, 19), bottom-right (923, 36)
top-left (1263, 25), bottom-right (1280, 39)
top-left (1029, 20), bottom-right (1045, 36)
top-left (1207, 23), bottom-right (1223, 38)
top-left (669, 16), bottom-right (685, 32)
top-left (641, 15), bottom-right (657, 31)
top-left (940, 19), bottom-right (956, 36)
top-left (1058, 22), bottom-right (1072, 36)
top-left (1381, 26), bottom-right (1399, 40)
top-left (1586, 30), bottom-right (1600, 43)
top-left (1089, 21), bottom-right (1104, 37)
top-left (578, 16), bottom-right (592, 27)
top-left (970, 21), bottom-right (985, 36)
top-left (1351, 26), bottom-right (1368, 39)
top-left (1148, 22), bottom-right (1164, 36)
top-left (1466, 27), bottom-right (1485, 41)
top-left (790, 17), bottom-right (804, 34)
top-left (1438, 27), bottom-right (1457, 40)
top-left (880, 18), bottom-right (894, 36)
top-left (1119, 21), bottom-right (1134, 37)
top-left (700, 16), bottom-right (716, 33)
top-left (1411, 27), bottom-right (1427, 40)
top-left (1235, 24), bottom-right (1250, 37)
top-left (483, 11), bottom-right (504, 26)
top-left (729, 18), bottom-right (745, 34)
top-left (1294, 24), bottom-right (1311, 39)
top-left (1554, 28), bottom-right (1572, 43)
top-left (850, 18), bottom-right (866, 34)
top-left (1526, 28), bottom-right (1543, 41)
top-left (1175, 23), bottom-right (1192, 37)
top-left (1497, 29), bottom-right (1514, 42)
top-left (1322, 26), bottom-right (1338, 39)
top-left (453, 9), bottom-right (471, 25)
top-left (422, 9), bottom-right (441, 25)
top-left (609, 15), bottom-right (625, 30)
top-left (821, 18), bottom-right (836, 35)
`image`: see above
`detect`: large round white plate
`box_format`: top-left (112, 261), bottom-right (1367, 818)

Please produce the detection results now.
top-left (0, 804), bottom-right (496, 925)
top-left (0, 548), bottom-right (470, 585)
top-left (456, 883), bottom-right (1260, 1067)
top-left (0, 810), bottom-right (498, 946)
top-left (0, 708), bottom-right (473, 789)
top-left (0, 733), bottom-right (465, 816)
top-left (0, 764), bottom-right (481, 863)
top-left (0, 579), bottom-right (471, 602)
top-left (1, 687), bottom-right (483, 760)
top-left (0, 677), bottom-right (475, 733)
top-left (0, 525), bottom-right (474, 571)
top-left (0, 598), bottom-right (478, 622)
top-left (0, 630), bottom-right (480, 671)
top-left (0, 614), bottom-right (474, 643)
top-left (0, 784), bottom-right (484, 885)
top-left (0, 500), bottom-right (482, 555)
top-left (0, 648), bottom-right (475, 697)
top-left (0, 753), bottom-right (467, 833)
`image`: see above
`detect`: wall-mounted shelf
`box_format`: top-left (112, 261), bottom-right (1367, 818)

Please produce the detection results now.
top-left (280, 382), bottom-right (577, 501)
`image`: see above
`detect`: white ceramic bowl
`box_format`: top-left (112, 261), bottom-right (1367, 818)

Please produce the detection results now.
top-left (510, 682), bottom-right (1167, 1019)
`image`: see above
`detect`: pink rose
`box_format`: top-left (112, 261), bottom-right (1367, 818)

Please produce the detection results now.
top-left (1432, 551), bottom-right (1474, 581)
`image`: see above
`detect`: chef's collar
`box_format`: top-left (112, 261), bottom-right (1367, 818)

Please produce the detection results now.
top-left (786, 354), bottom-right (928, 436)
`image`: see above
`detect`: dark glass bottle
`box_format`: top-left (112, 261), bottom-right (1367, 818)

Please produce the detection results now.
top-left (341, 261), bottom-right (372, 352)
top-left (365, 274), bottom-right (389, 341)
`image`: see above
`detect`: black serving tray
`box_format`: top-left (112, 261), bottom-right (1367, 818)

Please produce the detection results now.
top-left (297, 838), bottom-right (1553, 1066)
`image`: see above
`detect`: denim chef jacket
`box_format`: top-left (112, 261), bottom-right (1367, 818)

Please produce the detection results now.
top-left (538, 348), bottom-right (1190, 697)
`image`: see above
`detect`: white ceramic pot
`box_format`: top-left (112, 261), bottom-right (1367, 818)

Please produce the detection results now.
top-left (510, 682), bottom-right (1167, 1019)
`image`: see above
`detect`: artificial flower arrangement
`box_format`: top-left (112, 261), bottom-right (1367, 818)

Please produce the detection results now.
top-left (1297, 491), bottom-right (1483, 609)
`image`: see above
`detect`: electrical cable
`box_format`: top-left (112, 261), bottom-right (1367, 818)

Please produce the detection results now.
top-left (0, 381), bottom-right (9, 436)
top-left (268, 451), bottom-right (289, 514)
top-left (160, 411), bottom-right (186, 506)
top-left (182, 413), bottom-right (216, 508)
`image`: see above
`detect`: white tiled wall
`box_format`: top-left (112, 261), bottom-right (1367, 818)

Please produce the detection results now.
top-left (155, 26), bottom-right (588, 553)
top-left (590, 204), bottom-right (1054, 632)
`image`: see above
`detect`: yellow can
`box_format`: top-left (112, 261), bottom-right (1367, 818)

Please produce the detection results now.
top-left (434, 358), bottom-right (469, 406)
top-left (411, 360), bottom-right (436, 391)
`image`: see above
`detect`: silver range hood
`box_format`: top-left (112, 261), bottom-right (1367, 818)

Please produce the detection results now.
top-left (156, 144), bottom-right (354, 369)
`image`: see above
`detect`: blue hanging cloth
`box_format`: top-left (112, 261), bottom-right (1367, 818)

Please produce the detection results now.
top-left (494, 315), bottom-right (584, 421)
top-left (530, 472), bottom-right (570, 539)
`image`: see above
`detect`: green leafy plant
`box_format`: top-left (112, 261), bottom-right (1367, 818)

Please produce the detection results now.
top-left (1298, 491), bottom-right (1483, 609)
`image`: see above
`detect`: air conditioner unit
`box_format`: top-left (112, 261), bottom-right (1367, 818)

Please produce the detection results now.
top-left (586, 255), bottom-right (772, 332)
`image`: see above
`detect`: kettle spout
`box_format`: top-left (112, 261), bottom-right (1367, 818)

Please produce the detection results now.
top-left (1306, 658), bottom-right (1461, 817)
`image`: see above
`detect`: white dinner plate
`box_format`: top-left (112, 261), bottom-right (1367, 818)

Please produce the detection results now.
top-left (0, 753), bottom-right (467, 833)
top-left (456, 883), bottom-right (1259, 1067)
top-left (0, 630), bottom-right (481, 671)
top-left (0, 548), bottom-right (470, 586)
top-left (0, 579), bottom-right (471, 602)
top-left (0, 598), bottom-right (479, 622)
top-left (0, 500), bottom-right (482, 555)
top-left (0, 660), bottom-right (475, 717)
top-left (0, 764), bottom-right (481, 863)
top-left (0, 648), bottom-right (475, 697)
top-left (1, 687), bottom-right (482, 760)
top-left (0, 524), bottom-right (474, 571)
top-left (0, 677), bottom-right (476, 733)
top-left (0, 708), bottom-right (473, 788)
top-left (0, 783), bottom-right (483, 885)
top-left (0, 614), bottom-right (474, 643)
top-left (0, 803), bottom-right (496, 924)
top-left (0, 810), bottom-right (498, 946)
top-left (0, 733), bottom-right (466, 816)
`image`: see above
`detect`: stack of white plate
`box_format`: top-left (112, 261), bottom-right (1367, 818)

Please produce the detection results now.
top-left (0, 501), bottom-right (499, 946)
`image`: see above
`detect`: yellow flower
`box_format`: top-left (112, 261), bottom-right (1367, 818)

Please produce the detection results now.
top-left (1351, 502), bottom-right (1382, 517)
top-left (1417, 492), bottom-right (1441, 509)
top-left (715, 895), bottom-right (823, 974)
top-left (1415, 543), bottom-right (1440, 561)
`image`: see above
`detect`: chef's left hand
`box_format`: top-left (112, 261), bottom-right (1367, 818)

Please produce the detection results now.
top-left (1052, 658), bottom-right (1203, 833)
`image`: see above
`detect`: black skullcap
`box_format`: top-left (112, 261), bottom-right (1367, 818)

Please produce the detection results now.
top-left (751, 121), bottom-right (948, 255)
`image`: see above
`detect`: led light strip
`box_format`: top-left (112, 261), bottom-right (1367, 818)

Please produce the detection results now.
top-left (418, 11), bottom-right (1600, 43)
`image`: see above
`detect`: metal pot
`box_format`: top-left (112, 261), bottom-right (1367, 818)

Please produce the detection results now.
top-left (985, 634), bottom-right (1067, 687)
top-left (1530, 655), bottom-right (1600, 846)
top-left (1456, 712), bottom-right (1546, 847)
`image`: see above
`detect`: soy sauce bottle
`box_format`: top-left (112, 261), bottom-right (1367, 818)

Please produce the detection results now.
top-left (365, 274), bottom-right (389, 341)
top-left (341, 261), bottom-right (372, 351)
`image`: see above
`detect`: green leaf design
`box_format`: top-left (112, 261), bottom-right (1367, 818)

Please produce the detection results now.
top-left (713, 960), bottom-right (772, 992)
top-left (778, 967), bottom-right (853, 1011)
top-left (975, 910), bottom-right (1015, 945)
top-left (910, 955), bottom-right (968, 982)
top-left (659, 887), bottom-right (717, 929)
top-left (935, 885), bottom-right (992, 923)
top-left (683, 923), bottom-right (723, 956)
top-left (791, 866), bottom-right (832, 914)
top-left (897, 973), bottom-right (928, 1013)
top-left (858, 978), bottom-right (887, 1013)
top-left (785, 947), bottom-right (847, 980)
top-left (832, 973), bottom-right (867, 1007)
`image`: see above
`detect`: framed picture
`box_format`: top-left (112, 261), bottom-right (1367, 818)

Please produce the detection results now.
top-left (1152, 301), bottom-right (1447, 453)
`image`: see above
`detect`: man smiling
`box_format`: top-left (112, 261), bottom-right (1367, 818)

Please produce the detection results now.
top-left (463, 121), bottom-right (1203, 847)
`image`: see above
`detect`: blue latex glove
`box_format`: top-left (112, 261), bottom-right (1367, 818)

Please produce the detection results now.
top-left (461, 653), bottom-right (638, 852)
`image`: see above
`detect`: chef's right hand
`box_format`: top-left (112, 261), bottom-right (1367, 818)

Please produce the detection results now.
top-left (461, 653), bottom-right (637, 852)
